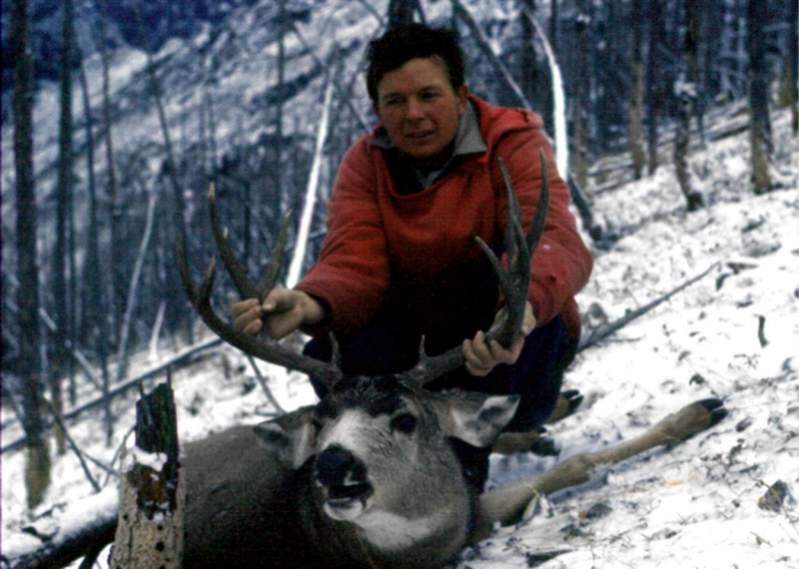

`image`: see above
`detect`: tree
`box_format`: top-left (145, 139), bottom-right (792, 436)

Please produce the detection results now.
top-left (11, 0), bottom-right (51, 509)
top-left (52, 0), bottom-right (76, 456)
top-left (646, 0), bottom-right (666, 174)
top-left (572, 4), bottom-right (590, 189)
top-left (77, 55), bottom-right (114, 444)
top-left (97, 0), bottom-right (124, 346)
top-left (628, 0), bottom-right (646, 180)
top-left (786, 0), bottom-right (798, 135)
top-left (111, 382), bottom-right (184, 568)
top-left (673, 0), bottom-right (704, 212)
top-left (747, 0), bottom-right (772, 194)
top-left (387, 0), bottom-right (420, 28)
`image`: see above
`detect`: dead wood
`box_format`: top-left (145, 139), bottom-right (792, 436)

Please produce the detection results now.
top-left (578, 263), bottom-right (718, 353)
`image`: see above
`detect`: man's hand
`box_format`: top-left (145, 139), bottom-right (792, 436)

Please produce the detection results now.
top-left (231, 289), bottom-right (325, 340)
top-left (462, 301), bottom-right (535, 377)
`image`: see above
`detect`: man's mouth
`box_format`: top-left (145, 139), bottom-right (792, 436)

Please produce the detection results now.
top-left (406, 130), bottom-right (435, 141)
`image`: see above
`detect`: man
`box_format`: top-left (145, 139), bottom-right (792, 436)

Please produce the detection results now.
top-left (233, 24), bottom-right (592, 489)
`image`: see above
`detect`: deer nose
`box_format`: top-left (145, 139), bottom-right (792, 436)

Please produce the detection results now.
top-left (315, 446), bottom-right (362, 488)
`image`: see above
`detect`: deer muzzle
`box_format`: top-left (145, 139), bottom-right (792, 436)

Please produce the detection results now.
top-left (314, 445), bottom-right (373, 521)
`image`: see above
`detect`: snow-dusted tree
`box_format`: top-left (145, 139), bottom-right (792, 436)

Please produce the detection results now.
top-left (77, 55), bottom-right (114, 444)
top-left (97, 0), bottom-right (124, 346)
top-left (747, 0), bottom-right (772, 194)
top-left (628, 0), bottom-right (646, 180)
top-left (52, 0), bottom-right (77, 457)
top-left (11, 0), bottom-right (51, 509)
top-left (387, 0), bottom-right (419, 28)
top-left (646, 0), bottom-right (666, 174)
top-left (673, 1), bottom-right (704, 212)
top-left (785, 0), bottom-right (798, 135)
top-left (572, 5), bottom-right (590, 189)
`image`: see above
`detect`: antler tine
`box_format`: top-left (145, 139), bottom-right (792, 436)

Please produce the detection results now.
top-left (208, 182), bottom-right (261, 299)
top-left (177, 186), bottom-right (344, 386)
top-left (398, 153), bottom-right (550, 387)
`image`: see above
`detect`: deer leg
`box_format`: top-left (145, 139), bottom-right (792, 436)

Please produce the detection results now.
top-left (546, 389), bottom-right (584, 424)
top-left (492, 390), bottom-right (583, 456)
top-left (471, 398), bottom-right (726, 543)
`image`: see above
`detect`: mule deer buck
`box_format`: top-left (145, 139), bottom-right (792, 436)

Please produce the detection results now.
top-left (167, 153), bottom-right (728, 569)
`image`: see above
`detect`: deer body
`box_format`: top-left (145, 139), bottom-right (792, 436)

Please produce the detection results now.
top-left (180, 377), bottom-right (516, 569)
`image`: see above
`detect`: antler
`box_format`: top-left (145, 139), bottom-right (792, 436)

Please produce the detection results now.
top-left (176, 183), bottom-right (344, 386)
top-left (397, 150), bottom-right (550, 387)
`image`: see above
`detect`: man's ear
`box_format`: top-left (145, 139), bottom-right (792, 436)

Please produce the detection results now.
top-left (253, 405), bottom-right (316, 469)
top-left (457, 84), bottom-right (469, 113)
top-left (440, 392), bottom-right (519, 448)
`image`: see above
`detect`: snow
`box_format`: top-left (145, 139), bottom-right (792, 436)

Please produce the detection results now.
top-left (4, 106), bottom-right (797, 567)
top-left (2, 2), bottom-right (798, 566)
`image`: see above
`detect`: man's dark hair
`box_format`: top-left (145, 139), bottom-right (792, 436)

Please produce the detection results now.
top-left (366, 23), bottom-right (465, 102)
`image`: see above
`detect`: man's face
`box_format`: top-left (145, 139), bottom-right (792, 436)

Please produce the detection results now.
top-left (374, 56), bottom-right (468, 160)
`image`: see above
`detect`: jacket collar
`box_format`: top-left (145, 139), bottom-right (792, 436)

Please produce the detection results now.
top-left (370, 101), bottom-right (487, 188)
top-left (370, 100), bottom-right (487, 157)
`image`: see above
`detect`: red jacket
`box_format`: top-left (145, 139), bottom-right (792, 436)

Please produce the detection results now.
top-left (297, 95), bottom-right (592, 339)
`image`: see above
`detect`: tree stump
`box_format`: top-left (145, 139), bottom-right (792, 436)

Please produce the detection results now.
top-left (110, 382), bottom-right (184, 568)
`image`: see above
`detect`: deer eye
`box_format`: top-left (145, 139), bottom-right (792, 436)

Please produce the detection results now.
top-left (391, 413), bottom-right (417, 435)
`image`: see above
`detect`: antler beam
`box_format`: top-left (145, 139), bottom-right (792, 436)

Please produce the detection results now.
top-left (398, 151), bottom-right (550, 386)
top-left (176, 183), bottom-right (343, 386)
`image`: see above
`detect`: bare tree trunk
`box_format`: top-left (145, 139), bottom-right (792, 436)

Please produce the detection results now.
top-left (77, 57), bottom-right (114, 445)
top-left (786, 0), bottom-right (798, 135)
top-left (97, 0), bottom-right (123, 347)
top-left (573, 4), bottom-right (589, 189)
top-left (646, 0), bottom-right (664, 174)
top-left (11, 0), bottom-right (51, 510)
top-left (629, 0), bottom-right (645, 180)
top-left (286, 74), bottom-right (334, 288)
top-left (115, 190), bottom-right (158, 384)
top-left (450, 0), bottom-right (532, 109)
top-left (111, 382), bottom-right (184, 568)
top-left (747, 0), bottom-right (772, 194)
top-left (51, 0), bottom-right (76, 457)
top-left (276, 0), bottom-right (288, 217)
top-left (674, 0), bottom-right (704, 212)
top-left (388, 0), bottom-right (418, 28)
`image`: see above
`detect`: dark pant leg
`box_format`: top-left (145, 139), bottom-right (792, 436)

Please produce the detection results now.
top-left (425, 315), bottom-right (577, 432)
top-left (302, 313), bottom-right (420, 399)
top-left (423, 316), bottom-right (578, 491)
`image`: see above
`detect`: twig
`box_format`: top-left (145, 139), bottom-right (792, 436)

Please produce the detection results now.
top-left (43, 400), bottom-right (100, 493)
top-left (756, 315), bottom-right (768, 347)
top-left (1, 339), bottom-right (221, 454)
top-left (578, 263), bottom-right (719, 353)
top-left (246, 355), bottom-right (286, 415)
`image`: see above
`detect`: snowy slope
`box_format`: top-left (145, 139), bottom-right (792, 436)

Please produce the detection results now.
top-left (4, 106), bottom-right (797, 569)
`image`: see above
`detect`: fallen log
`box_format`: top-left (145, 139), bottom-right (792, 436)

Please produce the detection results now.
top-left (1, 489), bottom-right (117, 569)
top-left (578, 263), bottom-right (719, 353)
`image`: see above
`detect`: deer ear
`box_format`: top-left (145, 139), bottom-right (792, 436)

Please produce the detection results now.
top-left (446, 394), bottom-right (519, 448)
top-left (253, 406), bottom-right (317, 469)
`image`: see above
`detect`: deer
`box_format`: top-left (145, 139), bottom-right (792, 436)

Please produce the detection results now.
top-left (165, 152), bottom-right (728, 569)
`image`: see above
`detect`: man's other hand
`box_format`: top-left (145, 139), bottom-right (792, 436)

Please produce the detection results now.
top-left (231, 289), bottom-right (324, 340)
top-left (462, 301), bottom-right (535, 377)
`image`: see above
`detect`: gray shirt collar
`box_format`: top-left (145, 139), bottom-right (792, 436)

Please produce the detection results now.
top-left (372, 101), bottom-right (487, 188)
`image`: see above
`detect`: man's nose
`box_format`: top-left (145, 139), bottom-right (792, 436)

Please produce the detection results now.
top-left (405, 97), bottom-right (424, 120)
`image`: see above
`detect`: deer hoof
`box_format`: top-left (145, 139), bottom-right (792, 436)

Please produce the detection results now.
top-left (696, 398), bottom-right (728, 428)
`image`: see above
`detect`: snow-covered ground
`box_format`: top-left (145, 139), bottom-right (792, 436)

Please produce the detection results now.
top-left (3, 108), bottom-right (798, 568)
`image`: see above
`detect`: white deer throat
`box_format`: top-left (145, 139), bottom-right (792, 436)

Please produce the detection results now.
top-left (353, 509), bottom-right (453, 552)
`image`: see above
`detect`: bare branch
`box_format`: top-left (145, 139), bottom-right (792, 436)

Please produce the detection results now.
top-left (578, 263), bottom-right (719, 352)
